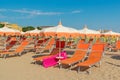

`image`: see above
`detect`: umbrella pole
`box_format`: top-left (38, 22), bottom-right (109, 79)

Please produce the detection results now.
top-left (59, 39), bottom-right (61, 57)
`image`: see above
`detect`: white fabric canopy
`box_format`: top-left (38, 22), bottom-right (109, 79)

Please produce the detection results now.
top-left (78, 25), bottom-right (100, 34)
top-left (0, 26), bottom-right (21, 36)
top-left (40, 21), bottom-right (79, 38)
top-left (41, 24), bottom-right (78, 33)
top-left (102, 31), bottom-right (120, 35)
top-left (26, 28), bottom-right (41, 33)
top-left (0, 26), bottom-right (16, 32)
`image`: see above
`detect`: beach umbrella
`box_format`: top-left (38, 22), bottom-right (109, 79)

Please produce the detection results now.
top-left (102, 30), bottom-right (120, 37)
top-left (40, 21), bottom-right (79, 38)
top-left (78, 25), bottom-right (101, 38)
top-left (25, 28), bottom-right (41, 36)
top-left (0, 26), bottom-right (18, 36)
top-left (13, 29), bottom-right (21, 36)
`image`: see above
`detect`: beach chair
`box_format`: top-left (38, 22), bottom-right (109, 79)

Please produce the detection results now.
top-left (5, 37), bottom-right (17, 51)
top-left (59, 43), bottom-right (90, 69)
top-left (0, 40), bottom-right (29, 58)
top-left (76, 51), bottom-right (103, 74)
top-left (34, 38), bottom-right (49, 49)
top-left (91, 43), bottom-right (105, 51)
top-left (75, 43), bottom-right (105, 74)
top-left (65, 41), bottom-right (75, 48)
top-left (33, 40), bottom-right (66, 62)
top-left (33, 48), bottom-right (60, 62)
top-left (111, 41), bottom-right (120, 52)
top-left (77, 43), bottom-right (90, 50)
top-left (33, 39), bottom-right (67, 65)
top-left (35, 38), bottom-right (55, 53)
top-left (5, 36), bottom-right (11, 42)
top-left (60, 50), bottom-right (87, 69)
top-left (90, 43), bottom-right (105, 56)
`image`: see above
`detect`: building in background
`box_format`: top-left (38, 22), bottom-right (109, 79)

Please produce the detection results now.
top-left (0, 22), bottom-right (22, 31)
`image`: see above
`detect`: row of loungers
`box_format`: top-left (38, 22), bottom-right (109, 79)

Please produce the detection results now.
top-left (33, 40), bottom-right (105, 74)
top-left (0, 39), bottom-right (31, 58)
top-left (0, 37), bottom-right (105, 73)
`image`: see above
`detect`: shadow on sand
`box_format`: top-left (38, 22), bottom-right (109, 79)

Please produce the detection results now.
top-left (106, 61), bottom-right (120, 67)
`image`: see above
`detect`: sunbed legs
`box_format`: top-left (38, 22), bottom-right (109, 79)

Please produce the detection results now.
top-left (99, 61), bottom-right (101, 67)
top-left (18, 52), bottom-right (22, 56)
top-left (69, 65), bottom-right (72, 70)
top-left (77, 67), bottom-right (80, 73)
top-left (88, 67), bottom-right (91, 74)
top-left (77, 66), bottom-right (92, 74)
top-left (3, 54), bottom-right (7, 59)
top-left (59, 64), bottom-right (62, 69)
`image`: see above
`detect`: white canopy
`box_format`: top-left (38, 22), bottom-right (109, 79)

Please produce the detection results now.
top-left (41, 21), bottom-right (79, 38)
top-left (26, 28), bottom-right (41, 33)
top-left (78, 25), bottom-right (100, 34)
top-left (24, 28), bottom-right (41, 36)
top-left (102, 30), bottom-right (120, 36)
top-left (41, 22), bottom-right (78, 33)
top-left (0, 26), bottom-right (17, 32)
top-left (0, 26), bottom-right (21, 36)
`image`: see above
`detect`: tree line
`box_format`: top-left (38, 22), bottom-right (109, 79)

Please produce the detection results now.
top-left (0, 24), bottom-right (42, 32)
top-left (22, 26), bottom-right (42, 32)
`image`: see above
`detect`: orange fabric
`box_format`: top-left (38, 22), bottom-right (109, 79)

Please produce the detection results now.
top-left (6, 41), bottom-right (17, 50)
top-left (44, 38), bottom-right (55, 50)
top-left (79, 34), bottom-right (101, 38)
top-left (41, 32), bottom-right (80, 38)
top-left (77, 43), bottom-right (90, 50)
top-left (112, 41), bottom-right (120, 51)
top-left (5, 37), bottom-right (17, 50)
top-left (115, 41), bottom-right (120, 49)
top-left (0, 40), bottom-right (29, 55)
top-left (56, 40), bottom-right (66, 49)
top-left (92, 44), bottom-right (105, 52)
top-left (35, 38), bottom-right (55, 52)
top-left (77, 51), bottom-right (103, 67)
top-left (60, 50), bottom-right (86, 65)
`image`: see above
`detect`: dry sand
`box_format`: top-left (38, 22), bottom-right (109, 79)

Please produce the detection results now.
top-left (0, 50), bottom-right (120, 80)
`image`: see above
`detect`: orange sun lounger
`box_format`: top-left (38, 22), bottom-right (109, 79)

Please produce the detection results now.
top-left (74, 43), bottom-right (105, 74)
top-left (33, 48), bottom-right (60, 62)
top-left (111, 41), bottom-right (120, 52)
top-left (35, 38), bottom-right (55, 53)
top-left (60, 50), bottom-right (87, 69)
top-left (0, 40), bottom-right (29, 58)
top-left (76, 51), bottom-right (103, 74)
top-left (59, 43), bottom-right (90, 69)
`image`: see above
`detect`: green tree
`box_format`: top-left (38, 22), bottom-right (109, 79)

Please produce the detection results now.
top-left (37, 27), bottom-right (42, 30)
top-left (22, 26), bottom-right (35, 32)
top-left (0, 24), bottom-right (4, 28)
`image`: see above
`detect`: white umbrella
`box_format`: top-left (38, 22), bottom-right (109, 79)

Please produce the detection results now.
top-left (0, 26), bottom-right (16, 32)
top-left (78, 25), bottom-right (100, 38)
top-left (41, 21), bottom-right (79, 38)
top-left (79, 25), bottom-right (100, 34)
top-left (102, 30), bottom-right (120, 36)
top-left (0, 26), bottom-right (17, 36)
top-left (26, 28), bottom-right (41, 33)
top-left (25, 28), bottom-right (41, 36)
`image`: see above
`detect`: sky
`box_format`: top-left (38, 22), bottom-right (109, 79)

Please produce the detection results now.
top-left (0, 0), bottom-right (120, 32)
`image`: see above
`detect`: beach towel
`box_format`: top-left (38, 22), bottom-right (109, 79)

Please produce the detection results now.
top-left (43, 51), bottom-right (67, 68)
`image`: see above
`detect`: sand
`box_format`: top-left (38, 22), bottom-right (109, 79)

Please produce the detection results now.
top-left (0, 50), bottom-right (120, 80)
